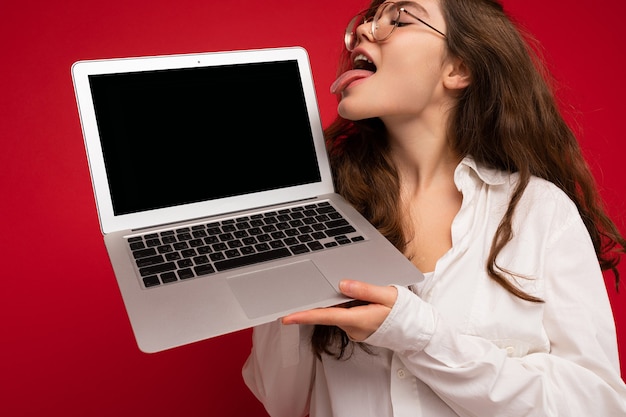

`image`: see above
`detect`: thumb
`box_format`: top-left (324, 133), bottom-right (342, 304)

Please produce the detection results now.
top-left (339, 280), bottom-right (398, 308)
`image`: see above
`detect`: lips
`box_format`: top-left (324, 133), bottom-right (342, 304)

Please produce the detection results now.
top-left (330, 69), bottom-right (375, 95)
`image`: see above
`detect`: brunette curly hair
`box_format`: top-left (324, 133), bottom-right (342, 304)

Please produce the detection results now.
top-left (313, 0), bottom-right (625, 359)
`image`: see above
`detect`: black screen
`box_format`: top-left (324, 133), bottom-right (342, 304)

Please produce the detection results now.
top-left (88, 60), bottom-right (321, 216)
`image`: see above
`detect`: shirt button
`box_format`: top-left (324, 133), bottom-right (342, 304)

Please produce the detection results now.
top-left (505, 346), bottom-right (515, 357)
top-left (396, 368), bottom-right (407, 379)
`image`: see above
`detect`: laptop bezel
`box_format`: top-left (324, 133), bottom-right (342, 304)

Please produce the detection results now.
top-left (72, 47), bottom-right (334, 235)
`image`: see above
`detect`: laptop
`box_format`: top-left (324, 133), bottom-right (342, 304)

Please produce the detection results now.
top-left (72, 46), bottom-right (422, 353)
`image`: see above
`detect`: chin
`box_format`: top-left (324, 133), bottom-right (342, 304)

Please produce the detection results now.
top-left (337, 101), bottom-right (372, 121)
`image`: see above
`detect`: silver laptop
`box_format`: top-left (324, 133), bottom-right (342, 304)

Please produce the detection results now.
top-left (72, 46), bottom-right (421, 353)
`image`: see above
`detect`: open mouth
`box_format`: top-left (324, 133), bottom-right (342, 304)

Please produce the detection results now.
top-left (330, 53), bottom-right (377, 95)
top-left (353, 53), bottom-right (377, 73)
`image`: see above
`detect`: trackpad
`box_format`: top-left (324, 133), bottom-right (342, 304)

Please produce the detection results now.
top-left (227, 260), bottom-right (339, 319)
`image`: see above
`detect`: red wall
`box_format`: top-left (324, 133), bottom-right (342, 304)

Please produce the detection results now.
top-left (2, 1), bottom-right (624, 416)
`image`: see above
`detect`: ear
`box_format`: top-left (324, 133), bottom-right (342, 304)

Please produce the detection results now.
top-left (443, 57), bottom-right (471, 90)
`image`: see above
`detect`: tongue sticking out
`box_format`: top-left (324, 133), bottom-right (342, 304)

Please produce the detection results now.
top-left (330, 69), bottom-right (374, 95)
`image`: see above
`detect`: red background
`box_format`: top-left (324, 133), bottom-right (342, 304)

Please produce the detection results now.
top-left (1, 1), bottom-right (624, 416)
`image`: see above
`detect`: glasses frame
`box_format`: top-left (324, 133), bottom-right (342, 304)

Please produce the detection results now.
top-left (345, 1), bottom-right (447, 51)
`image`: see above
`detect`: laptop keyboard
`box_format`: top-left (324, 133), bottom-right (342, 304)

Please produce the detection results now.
top-left (127, 201), bottom-right (365, 288)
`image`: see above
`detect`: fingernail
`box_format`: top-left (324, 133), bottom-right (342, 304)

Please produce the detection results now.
top-left (281, 315), bottom-right (298, 325)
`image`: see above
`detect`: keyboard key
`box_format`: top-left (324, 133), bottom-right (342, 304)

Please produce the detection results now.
top-left (241, 246), bottom-right (256, 255)
top-left (317, 205), bottom-right (336, 214)
top-left (289, 219), bottom-right (304, 227)
top-left (289, 244), bottom-right (310, 255)
top-left (139, 262), bottom-right (177, 277)
top-left (146, 238), bottom-right (161, 247)
top-left (225, 249), bottom-right (241, 258)
top-left (136, 254), bottom-right (165, 268)
top-left (212, 242), bottom-right (228, 252)
top-left (197, 246), bottom-right (212, 254)
top-left (326, 219), bottom-right (349, 228)
top-left (161, 235), bottom-right (177, 244)
top-left (177, 259), bottom-right (193, 268)
top-left (193, 255), bottom-right (210, 265)
top-left (219, 232), bottom-right (235, 241)
top-left (207, 226), bottom-right (221, 235)
top-left (165, 252), bottom-right (182, 261)
top-left (227, 240), bottom-right (243, 249)
top-left (192, 230), bottom-right (208, 238)
top-left (257, 234), bottom-right (271, 242)
top-left (242, 237), bottom-right (257, 245)
top-left (298, 234), bottom-right (313, 243)
top-left (255, 243), bottom-right (270, 251)
top-left (269, 240), bottom-right (285, 249)
top-left (181, 249), bottom-right (197, 258)
top-left (213, 247), bottom-right (291, 271)
top-left (133, 247), bottom-right (157, 259)
top-left (160, 272), bottom-right (178, 283)
top-left (325, 225), bottom-right (356, 237)
top-left (307, 241), bottom-right (324, 251)
top-left (298, 225), bottom-right (313, 234)
top-left (209, 252), bottom-right (226, 262)
top-left (194, 264), bottom-right (215, 276)
top-left (337, 236), bottom-right (352, 245)
top-left (157, 245), bottom-right (173, 254)
top-left (143, 276), bottom-right (161, 287)
top-left (130, 241), bottom-right (145, 250)
top-left (178, 268), bottom-right (195, 280)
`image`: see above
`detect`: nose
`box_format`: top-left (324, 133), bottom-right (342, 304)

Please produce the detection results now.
top-left (355, 18), bottom-right (375, 46)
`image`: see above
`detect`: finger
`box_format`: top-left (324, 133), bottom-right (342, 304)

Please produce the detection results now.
top-left (339, 280), bottom-right (398, 307)
top-left (281, 306), bottom-right (354, 326)
top-left (281, 302), bottom-right (392, 341)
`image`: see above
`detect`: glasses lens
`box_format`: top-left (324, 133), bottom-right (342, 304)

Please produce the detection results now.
top-left (373, 2), bottom-right (398, 41)
top-left (345, 13), bottom-right (365, 51)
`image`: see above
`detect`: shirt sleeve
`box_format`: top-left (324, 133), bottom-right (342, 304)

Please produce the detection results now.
top-left (242, 320), bottom-right (315, 417)
top-left (365, 213), bottom-right (626, 415)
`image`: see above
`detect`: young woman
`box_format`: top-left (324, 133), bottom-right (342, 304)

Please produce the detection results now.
top-left (242, 0), bottom-right (626, 415)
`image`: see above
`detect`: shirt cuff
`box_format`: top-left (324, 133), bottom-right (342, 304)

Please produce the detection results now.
top-left (363, 285), bottom-right (437, 354)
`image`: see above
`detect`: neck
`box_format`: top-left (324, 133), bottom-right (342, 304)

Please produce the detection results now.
top-left (383, 116), bottom-right (460, 194)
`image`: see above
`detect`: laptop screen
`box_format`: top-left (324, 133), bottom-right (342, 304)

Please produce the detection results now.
top-left (88, 60), bottom-right (322, 216)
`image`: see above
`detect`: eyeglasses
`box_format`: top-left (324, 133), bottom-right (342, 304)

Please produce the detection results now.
top-left (345, 1), bottom-right (447, 51)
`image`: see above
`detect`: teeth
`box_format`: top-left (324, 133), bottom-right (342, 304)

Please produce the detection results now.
top-left (354, 54), bottom-right (373, 64)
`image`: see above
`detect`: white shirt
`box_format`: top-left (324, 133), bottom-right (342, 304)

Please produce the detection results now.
top-left (242, 157), bottom-right (626, 416)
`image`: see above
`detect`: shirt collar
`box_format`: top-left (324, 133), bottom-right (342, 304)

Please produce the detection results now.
top-left (456, 156), bottom-right (508, 189)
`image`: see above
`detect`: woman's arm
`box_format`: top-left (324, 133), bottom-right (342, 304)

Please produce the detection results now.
top-left (369, 216), bottom-right (626, 416)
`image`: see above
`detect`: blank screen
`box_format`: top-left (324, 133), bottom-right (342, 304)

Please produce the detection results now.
top-left (88, 60), bottom-right (321, 215)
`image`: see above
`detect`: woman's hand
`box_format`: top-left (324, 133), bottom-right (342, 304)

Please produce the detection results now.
top-left (281, 280), bottom-right (398, 342)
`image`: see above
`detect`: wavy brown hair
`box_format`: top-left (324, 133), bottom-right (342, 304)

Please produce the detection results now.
top-left (312, 0), bottom-right (626, 359)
